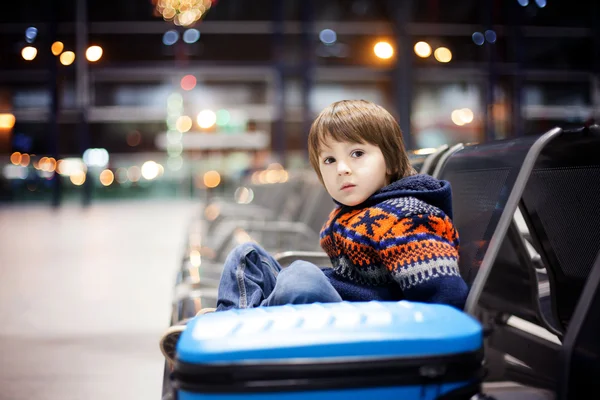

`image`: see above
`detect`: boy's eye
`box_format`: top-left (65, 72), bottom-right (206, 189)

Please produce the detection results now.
top-left (323, 157), bottom-right (335, 164)
top-left (351, 150), bottom-right (364, 158)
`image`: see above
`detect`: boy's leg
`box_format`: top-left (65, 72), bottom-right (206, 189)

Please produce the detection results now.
top-left (216, 242), bottom-right (282, 311)
top-left (261, 260), bottom-right (342, 306)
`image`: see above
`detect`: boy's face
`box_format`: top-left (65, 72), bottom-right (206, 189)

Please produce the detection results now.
top-left (318, 136), bottom-right (390, 207)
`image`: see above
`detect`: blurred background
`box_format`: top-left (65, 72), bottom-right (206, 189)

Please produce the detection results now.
top-left (1, 0), bottom-right (597, 206)
top-left (0, 1), bottom-right (598, 399)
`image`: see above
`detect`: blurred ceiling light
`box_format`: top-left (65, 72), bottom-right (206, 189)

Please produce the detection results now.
top-left (10, 152), bottom-right (22, 165)
top-left (25, 27), bottom-right (38, 43)
top-left (115, 168), bottom-right (128, 183)
top-left (535, 0), bottom-right (546, 7)
top-left (163, 30), bottom-right (179, 46)
top-left (3, 165), bottom-right (28, 180)
top-left (86, 45), bottom-right (103, 62)
top-left (0, 113), bottom-right (16, 129)
top-left (56, 158), bottom-right (87, 176)
top-left (21, 46), bottom-right (37, 61)
top-left (183, 29), bottom-right (201, 44)
top-left (414, 41), bottom-right (432, 58)
top-left (472, 32), bottom-right (485, 46)
top-left (197, 109), bottom-right (216, 129)
top-left (141, 161), bottom-right (160, 180)
top-left (127, 166), bottom-right (141, 182)
top-left (167, 156), bottom-right (183, 171)
top-left (460, 108), bottom-right (474, 123)
top-left (99, 169), bottom-right (114, 186)
top-left (167, 142), bottom-right (183, 156)
top-left (152, 0), bottom-right (214, 27)
top-left (451, 108), bottom-right (474, 126)
top-left (167, 130), bottom-right (182, 144)
top-left (51, 41), bottom-right (64, 56)
top-left (176, 116), bottom-right (193, 133)
top-left (215, 109), bottom-right (230, 126)
top-left (319, 29), bottom-right (337, 45)
top-left (234, 187), bottom-right (254, 204)
top-left (70, 171), bottom-right (86, 186)
top-left (60, 51), bottom-right (75, 66)
top-left (167, 92), bottom-right (183, 108)
top-left (374, 41), bottom-right (394, 59)
top-left (434, 47), bottom-right (452, 63)
top-left (484, 30), bottom-right (497, 44)
top-left (83, 148), bottom-right (109, 167)
top-left (20, 153), bottom-right (30, 167)
top-left (181, 74), bottom-right (196, 91)
top-left (517, 0), bottom-right (529, 5)
top-left (203, 170), bottom-right (221, 188)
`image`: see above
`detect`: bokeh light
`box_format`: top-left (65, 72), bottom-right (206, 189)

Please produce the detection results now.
top-left (434, 47), bottom-right (452, 63)
top-left (197, 109), bottom-right (216, 129)
top-left (203, 170), bottom-right (221, 188)
top-left (414, 41), bottom-right (432, 58)
top-left (176, 116), bottom-right (193, 132)
top-left (374, 41), bottom-right (394, 59)
top-left (51, 41), bottom-right (64, 56)
top-left (99, 169), bottom-right (114, 186)
top-left (152, 0), bottom-right (213, 26)
top-left (181, 75), bottom-right (197, 91)
top-left (163, 30), bottom-right (179, 46)
top-left (183, 29), bottom-right (201, 44)
top-left (21, 46), bottom-right (37, 61)
top-left (86, 45), bottom-right (103, 62)
top-left (319, 29), bottom-right (337, 44)
top-left (25, 27), bottom-right (38, 43)
top-left (0, 113), bottom-right (16, 129)
top-left (60, 51), bottom-right (76, 66)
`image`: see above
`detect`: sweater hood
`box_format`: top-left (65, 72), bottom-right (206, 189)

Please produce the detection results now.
top-left (333, 174), bottom-right (454, 219)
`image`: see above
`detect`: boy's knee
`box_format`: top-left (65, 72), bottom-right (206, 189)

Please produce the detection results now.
top-left (224, 242), bottom-right (263, 266)
top-left (275, 261), bottom-right (336, 304)
top-left (285, 261), bottom-right (326, 281)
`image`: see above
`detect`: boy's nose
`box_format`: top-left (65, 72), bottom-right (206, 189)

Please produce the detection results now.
top-left (337, 162), bottom-right (351, 175)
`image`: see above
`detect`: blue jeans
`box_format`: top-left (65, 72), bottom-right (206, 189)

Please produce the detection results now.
top-left (216, 243), bottom-right (342, 311)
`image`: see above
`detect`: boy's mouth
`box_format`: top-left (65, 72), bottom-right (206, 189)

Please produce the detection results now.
top-left (340, 183), bottom-right (356, 190)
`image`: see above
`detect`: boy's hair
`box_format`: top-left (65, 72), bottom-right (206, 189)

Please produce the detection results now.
top-left (308, 99), bottom-right (416, 184)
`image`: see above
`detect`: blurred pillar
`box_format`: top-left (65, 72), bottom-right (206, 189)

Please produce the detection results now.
top-left (392, 0), bottom-right (414, 150)
top-left (300, 0), bottom-right (315, 159)
top-left (272, 0), bottom-right (286, 166)
top-left (76, 0), bottom-right (92, 206)
top-left (510, 1), bottom-right (524, 137)
top-left (482, 0), bottom-right (496, 142)
top-left (48, 0), bottom-right (62, 208)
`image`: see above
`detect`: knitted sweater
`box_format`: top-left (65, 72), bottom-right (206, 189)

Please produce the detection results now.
top-left (320, 174), bottom-right (468, 309)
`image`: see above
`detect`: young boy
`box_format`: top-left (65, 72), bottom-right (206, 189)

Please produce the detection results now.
top-left (160, 99), bottom-right (468, 365)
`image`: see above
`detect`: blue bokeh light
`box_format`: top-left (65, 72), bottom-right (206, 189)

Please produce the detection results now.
top-left (472, 32), bottom-right (485, 46)
top-left (25, 27), bottom-right (38, 43)
top-left (183, 29), bottom-right (201, 44)
top-left (162, 30), bottom-right (179, 46)
top-left (485, 30), bottom-right (497, 44)
top-left (319, 29), bottom-right (337, 45)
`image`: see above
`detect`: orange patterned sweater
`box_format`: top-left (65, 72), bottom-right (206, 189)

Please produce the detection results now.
top-left (319, 174), bottom-right (468, 308)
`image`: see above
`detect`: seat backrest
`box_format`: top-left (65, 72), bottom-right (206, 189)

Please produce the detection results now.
top-left (304, 184), bottom-right (336, 237)
top-left (420, 144), bottom-right (449, 176)
top-left (408, 153), bottom-right (427, 174)
top-left (520, 125), bottom-right (600, 332)
top-left (437, 135), bottom-right (541, 289)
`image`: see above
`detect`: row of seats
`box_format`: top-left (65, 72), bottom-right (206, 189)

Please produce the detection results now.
top-left (167, 125), bottom-right (600, 399)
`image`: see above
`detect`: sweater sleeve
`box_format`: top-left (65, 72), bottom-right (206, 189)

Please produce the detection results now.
top-left (377, 212), bottom-right (468, 309)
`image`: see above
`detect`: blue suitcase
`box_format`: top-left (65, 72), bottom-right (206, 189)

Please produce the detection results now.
top-left (171, 301), bottom-right (484, 400)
